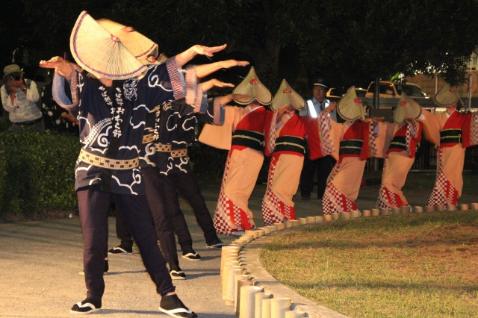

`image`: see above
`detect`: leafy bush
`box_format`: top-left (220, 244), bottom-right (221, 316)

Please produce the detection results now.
top-left (0, 130), bottom-right (80, 219)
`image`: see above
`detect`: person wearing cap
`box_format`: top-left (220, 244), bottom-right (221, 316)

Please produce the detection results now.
top-left (321, 86), bottom-right (372, 215)
top-left (40, 10), bottom-right (246, 317)
top-left (374, 95), bottom-right (436, 210)
top-left (199, 66), bottom-right (271, 235)
top-left (1, 64), bottom-right (44, 130)
top-left (299, 78), bottom-right (337, 200)
top-left (422, 84), bottom-right (478, 209)
top-left (261, 79), bottom-right (307, 224)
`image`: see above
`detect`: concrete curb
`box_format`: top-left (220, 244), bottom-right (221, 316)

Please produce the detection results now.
top-left (220, 202), bottom-right (478, 318)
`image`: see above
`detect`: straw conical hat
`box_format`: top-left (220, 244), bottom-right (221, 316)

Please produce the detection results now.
top-left (271, 79), bottom-right (305, 110)
top-left (232, 67), bottom-right (272, 105)
top-left (70, 11), bottom-right (148, 80)
top-left (96, 19), bottom-right (158, 64)
top-left (432, 83), bottom-right (459, 107)
top-left (337, 86), bottom-right (365, 121)
top-left (393, 94), bottom-right (422, 123)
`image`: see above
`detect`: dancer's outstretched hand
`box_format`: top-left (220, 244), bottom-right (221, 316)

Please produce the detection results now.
top-left (39, 56), bottom-right (75, 77)
top-left (200, 79), bottom-right (234, 92)
top-left (220, 59), bottom-right (250, 69)
top-left (192, 44), bottom-right (227, 57)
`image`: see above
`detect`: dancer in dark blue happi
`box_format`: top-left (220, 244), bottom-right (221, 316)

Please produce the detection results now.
top-left (41, 10), bottom-right (242, 318)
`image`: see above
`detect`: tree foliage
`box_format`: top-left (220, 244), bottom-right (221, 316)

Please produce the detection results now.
top-left (1, 0), bottom-right (477, 91)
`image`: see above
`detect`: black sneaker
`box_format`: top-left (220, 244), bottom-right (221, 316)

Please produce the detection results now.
top-left (206, 239), bottom-right (224, 249)
top-left (169, 269), bottom-right (186, 280)
top-left (159, 294), bottom-right (197, 318)
top-left (181, 251), bottom-right (201, 261)
top-left (70, 298), bottom-right (101, 314)
top-left (108, 245), bottom-right (132, 254)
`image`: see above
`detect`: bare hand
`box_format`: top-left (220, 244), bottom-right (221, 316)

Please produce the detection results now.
top-left (39, 56), bottom-right (75, 77)
top-left (200, 79), bottom-right (234, 92)
top-left (220, 59), bottom-right (250, 69)
top-left (193, 44), bottom-right (227, 57)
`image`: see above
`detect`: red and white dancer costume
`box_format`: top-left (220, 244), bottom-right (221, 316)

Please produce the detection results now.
top-left (321, 86), bottom-right (372, 215)
top-left (261, 79), bottom-right (306, 225)
top-left (199, 67), bottom-right (271, 234)
top-left (376, 120), bottom-right (424, 209)
top-left (375, 96), bottom-right (433, 209)
top-left (424, 85), bottom-right (478, 208)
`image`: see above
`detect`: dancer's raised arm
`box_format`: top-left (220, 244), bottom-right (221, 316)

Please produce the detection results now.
top-left (39, 56), bottom-right (76, 78)
top-left (174, 44), bottom-right (227, 67)
top-left (199, 79), bottom-right (234, 92)
top-left (193, 60), bottom-right (249, 79)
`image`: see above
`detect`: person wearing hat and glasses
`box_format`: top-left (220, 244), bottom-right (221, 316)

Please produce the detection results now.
top-left (298, 78), bottom-right (337, 200)
top-left (1, 64), bottom-right (44, 131)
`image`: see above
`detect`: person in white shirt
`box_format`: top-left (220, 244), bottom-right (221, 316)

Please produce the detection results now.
top-left (299, 78), bottom-right (337, 200)
top-left (1, 64), bottom-right (44, 130)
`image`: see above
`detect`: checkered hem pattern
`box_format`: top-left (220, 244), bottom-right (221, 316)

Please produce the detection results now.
top-left (318, 113), bottom-right (334, 156)
top-left (470, 112), bottom-right (478, 146)
top-left (261, 157), bottom-right (296, 225)
top-left (213, 153), bottom-right (254, 235)
top-left (213, 190), bottom-right (254, 234)
top-left (426, 172), bottom-right (459, 209)
top-left (369, 120), bottom-right (378, 156)
top-left (322, 183), bottom-right (358, 214)
top-left (376, 186), bottom-right (407, 209)
top-left (426, 149), bottom-right (459, 209)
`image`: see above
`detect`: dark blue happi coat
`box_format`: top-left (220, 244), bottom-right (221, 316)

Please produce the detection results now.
top-left (140, 96), bottom-right (224, 175)
top-left (53, 59), bottom-right (186, 195)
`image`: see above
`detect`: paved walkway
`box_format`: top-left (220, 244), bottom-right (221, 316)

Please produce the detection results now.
top-left (0, 214), bottom-right (234, 318)
top-left (0, 172), bottom-right (476, 317)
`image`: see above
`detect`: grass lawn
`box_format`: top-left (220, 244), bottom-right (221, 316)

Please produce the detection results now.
top-left (261, 211), bottom-right (478, 318)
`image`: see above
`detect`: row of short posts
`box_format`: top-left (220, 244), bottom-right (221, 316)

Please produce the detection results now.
top-left (220, 203), bottom-right (478, 318)
top-left (220, 219), bottom-right (322, 318)
top-left (324, 202), bottom-right (478, 221)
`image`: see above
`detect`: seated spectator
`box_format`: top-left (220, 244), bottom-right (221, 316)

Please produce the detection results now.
top-left (1, 64), bottom-right (44, 131)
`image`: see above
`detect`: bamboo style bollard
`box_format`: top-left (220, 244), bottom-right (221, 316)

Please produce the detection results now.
top-left (254, 292), bottom-right (272, 318)
top-left (270, 298), bottom-right (292, 318)
top-left (239, 285), bottom-right (264, 318)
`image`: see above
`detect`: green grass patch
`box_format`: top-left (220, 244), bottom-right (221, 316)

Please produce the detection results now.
top-left (261, 212), bottom-right (478, 318)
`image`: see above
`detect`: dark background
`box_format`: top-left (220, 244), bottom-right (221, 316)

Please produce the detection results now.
top-left (1, 0), bottom-right (478, 92)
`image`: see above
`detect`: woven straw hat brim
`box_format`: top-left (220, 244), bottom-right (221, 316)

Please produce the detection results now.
top-left (432, 94), bottom-right (459, 107)
top-left (232, 94), bottom-right (255, 105)
top-left (271, 79), bottom-right (305, 110)
top-left (432, 84), bottom-right (459, 107)
top-left (394, 94), bottom-right (422, 123)
top-left (232, 67), bottom-right (272, 106)
top-left (338, 86), bottom-right (364, 121)
top-left (97, 19), bottom-right (158, 63)
top-left (70, 11), bottom-right (148, 80)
